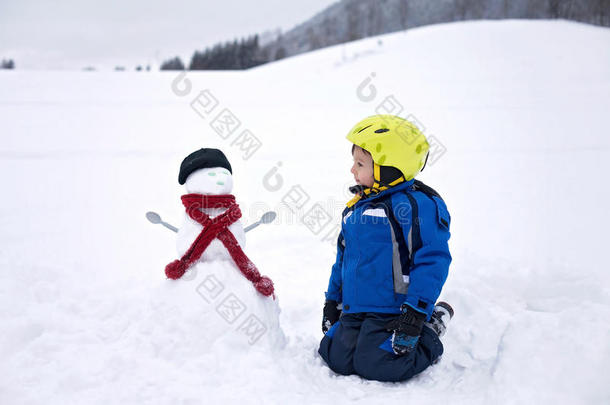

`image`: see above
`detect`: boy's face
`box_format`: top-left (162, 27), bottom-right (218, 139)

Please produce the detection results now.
top-left (351, 146), bottom-right (375, 188)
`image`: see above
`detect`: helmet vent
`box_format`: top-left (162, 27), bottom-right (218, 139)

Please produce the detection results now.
top-left (374, 128), bottom-right (389, 133)
top-left (357, 124), bottom-right (372, 134)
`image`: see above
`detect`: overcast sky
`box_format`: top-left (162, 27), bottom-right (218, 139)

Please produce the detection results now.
top-left (0, 0), bottom-right (338, 70)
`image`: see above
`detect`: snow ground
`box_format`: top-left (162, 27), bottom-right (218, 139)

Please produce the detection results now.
top-left (1, 19), bottom-right (609, 404)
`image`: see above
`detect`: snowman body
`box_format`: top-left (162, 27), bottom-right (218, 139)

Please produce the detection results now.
top-left (157, 166), bottom-right (285, 352)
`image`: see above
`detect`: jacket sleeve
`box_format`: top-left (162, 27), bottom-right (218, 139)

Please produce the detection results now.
top-left (393, 192), bottom-right (452, 317)
top-left (324, 230), bottom-right (345, 303)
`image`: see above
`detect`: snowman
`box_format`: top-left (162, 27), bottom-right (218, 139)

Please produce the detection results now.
top-left (151, 148), bottom-right (284, 353)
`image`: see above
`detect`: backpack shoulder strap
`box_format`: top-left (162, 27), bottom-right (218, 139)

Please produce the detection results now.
top-left (411, 180), bottom-right (450, 231)
top-left (412, 179), bottom-right (443, 201)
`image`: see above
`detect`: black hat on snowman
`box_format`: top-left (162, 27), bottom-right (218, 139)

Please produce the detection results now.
top-left (178, 148), bottom-right (232, 185)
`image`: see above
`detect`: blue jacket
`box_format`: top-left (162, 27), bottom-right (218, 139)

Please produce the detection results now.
top-left (325, 179), bottom-right (452, 319)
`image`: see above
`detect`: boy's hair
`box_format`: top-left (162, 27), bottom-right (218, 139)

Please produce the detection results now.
top-left (351, 144), bottom-right (371, 156)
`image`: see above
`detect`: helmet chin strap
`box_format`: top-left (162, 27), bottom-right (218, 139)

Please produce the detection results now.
top-left (348, 184), bottom-right (366, 195)
top-left (346, 163), bottom-right (406, 208)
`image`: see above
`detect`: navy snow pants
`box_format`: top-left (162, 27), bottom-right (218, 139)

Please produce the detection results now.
top-left (318, 312), bottom-right (443, 382)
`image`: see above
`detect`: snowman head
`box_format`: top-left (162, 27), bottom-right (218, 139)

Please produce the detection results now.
top-left (185, 167), bottom-right (233, 194)
top-left (178, 148), bottom-right (233, 195)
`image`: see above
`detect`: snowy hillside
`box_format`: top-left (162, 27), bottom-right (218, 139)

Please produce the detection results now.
top-left (1, 19), bottom-right (609, 404)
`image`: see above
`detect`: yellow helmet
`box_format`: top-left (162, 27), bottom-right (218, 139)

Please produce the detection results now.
top-left (346, 114), bottom-right (429, 181)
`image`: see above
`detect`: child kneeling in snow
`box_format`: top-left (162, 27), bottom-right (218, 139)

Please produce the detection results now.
top-left (318, 115), bottom-right (454, 382)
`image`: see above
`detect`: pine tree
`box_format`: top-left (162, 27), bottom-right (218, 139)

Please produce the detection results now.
top-left (1, 59), bottom-right (15, 69)
top-left (160, 57), bottom-right (185, 71)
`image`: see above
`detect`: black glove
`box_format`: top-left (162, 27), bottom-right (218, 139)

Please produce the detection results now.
top-left (385, 304), bottom-right (427, 355)
top-left (322, 300), bottom-right (342, 333)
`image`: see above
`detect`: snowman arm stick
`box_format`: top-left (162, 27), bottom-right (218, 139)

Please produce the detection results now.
top-left (243, 222), bottom-right (261, 233)
top-left (145, 211), bottom-right (178, 233)
top-left (161, 221), bottom-right (179, 233)
top-left (243, 211), bottom-right (276, 233)
top-left (146, 211), bottom-right (273, 234)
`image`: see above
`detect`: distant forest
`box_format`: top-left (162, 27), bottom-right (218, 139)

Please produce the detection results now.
top-left (1, 59), bottom-right (15, 69)
top-left (161, 0), bottom-right (609, 71)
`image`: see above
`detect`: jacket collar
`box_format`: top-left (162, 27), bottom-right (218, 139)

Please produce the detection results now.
top-left (354, 178), bottom-right (415, 206)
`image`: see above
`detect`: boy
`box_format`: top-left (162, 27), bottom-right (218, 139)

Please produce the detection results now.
top-left (318, 115), bottom-right (454, 382)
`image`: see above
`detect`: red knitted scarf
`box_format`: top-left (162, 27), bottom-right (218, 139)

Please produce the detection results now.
top-left (165, 193), bottom-right (274, 297)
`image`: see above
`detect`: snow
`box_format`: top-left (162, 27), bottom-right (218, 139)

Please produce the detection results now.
top-left (1, 19), bottom-right (609, 404)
